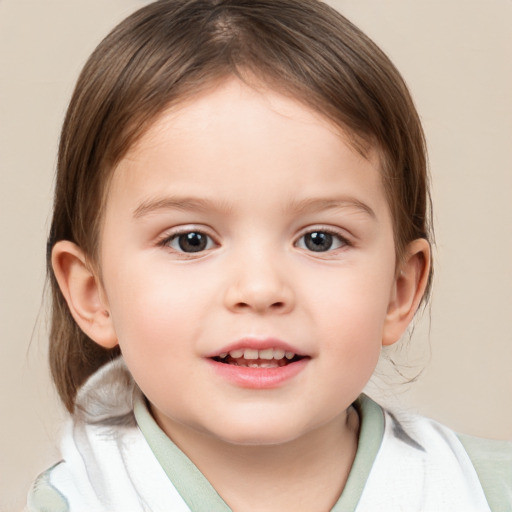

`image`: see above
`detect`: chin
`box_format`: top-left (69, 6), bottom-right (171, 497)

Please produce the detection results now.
top-left (208, 419), bottom-right (309, 447)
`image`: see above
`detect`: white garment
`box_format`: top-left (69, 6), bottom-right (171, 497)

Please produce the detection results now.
top-left (28, 359), bottom-right (492, 512)
top-left (357, 409), bottom-right (490, 511)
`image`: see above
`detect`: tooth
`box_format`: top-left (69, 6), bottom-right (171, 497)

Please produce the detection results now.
top-left (249, 363), bottom-right (259, 368)
top-left (244, 349), bottom-right (259, 360)
top-left (259, 348), bottom-right (274, 360)
top-left (230, 349), bottom-right (244, 358)
top-left (273, 349), bottom-right (285, 360)
top-left (285, 351), bottom-right (295, 360)
top-left (219, 353), bottom-right (228, 359)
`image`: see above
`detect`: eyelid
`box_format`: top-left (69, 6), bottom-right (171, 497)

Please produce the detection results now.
top-left (157, 225), bottom-right (219, 253)
top-left (295, 225), bottom-right (352, 240)
top-left (294, 225), bottom-right (353, 251)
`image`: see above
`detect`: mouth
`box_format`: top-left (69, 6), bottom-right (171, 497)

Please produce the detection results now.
top-left (208, 342), bottom-right (309, 388)
top-left (212, 348), bottom-right (306, 368)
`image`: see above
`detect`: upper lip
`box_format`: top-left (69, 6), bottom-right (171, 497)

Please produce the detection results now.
top-left (206, 337), bottom-right (307, 358)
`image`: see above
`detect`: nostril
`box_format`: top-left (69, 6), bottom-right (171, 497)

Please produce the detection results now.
top-left (234, 302), bottom-right (251, 310)
top-left (234, 301), bottom-right (284, 310)
top-left (225, 284), bottom-right (294, 314)
top-left (232, 300), bottom-right (290, 313)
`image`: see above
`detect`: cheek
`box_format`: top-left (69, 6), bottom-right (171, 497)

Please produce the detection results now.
top-left (312, 265), bottom-right (394, 329)
top-left (106, 275), bottom-right (203, 402)
top-left (310, 265), bottom-right (395, 371)
top-left (104, 262), bottom-right (212, 356)
top-left (318, 292), bottom-right (387, 399)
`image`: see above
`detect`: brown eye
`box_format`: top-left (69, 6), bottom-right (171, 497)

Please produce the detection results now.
top-left (168, 232), bottom-right (213, 253)
top-left (297, 231), bottom-right (347, 252)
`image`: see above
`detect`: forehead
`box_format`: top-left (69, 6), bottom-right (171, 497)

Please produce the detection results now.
top-left (107, 78), bottom-right (387, 220)
top-left (127, 76), bottom-right (379, 154)
top-left (123, 79), bottom-right (379, 166)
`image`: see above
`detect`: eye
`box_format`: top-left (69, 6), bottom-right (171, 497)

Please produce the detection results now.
top-left (165, 231), bottom-right (215, 253)
top-left (296, 230), bottom-right (348, 253)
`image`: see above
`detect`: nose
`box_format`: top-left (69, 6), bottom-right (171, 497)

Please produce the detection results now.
top-left (223, 247), bottom-right (295, 315)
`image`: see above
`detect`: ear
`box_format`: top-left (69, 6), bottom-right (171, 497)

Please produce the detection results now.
top-left (51, 240), bottom-right (118, 349)
top-left (382, 238), bottom-right (431, 346)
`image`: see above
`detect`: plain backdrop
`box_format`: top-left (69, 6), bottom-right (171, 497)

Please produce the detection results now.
top-left (1, 1), bottom-right (511, 510)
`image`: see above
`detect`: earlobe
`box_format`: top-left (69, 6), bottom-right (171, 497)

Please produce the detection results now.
top-left (51, 241), bottom-right (118, 349)
top-left (382, 238), bottom-right (431, 346)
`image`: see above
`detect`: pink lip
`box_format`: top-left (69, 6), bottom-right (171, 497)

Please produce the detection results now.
top-left (207, 357), bottom-right (309, 389)
top-left (205, 337), bottom-right (309, 389)
top-left (205, 337), bottom-right (306, 358)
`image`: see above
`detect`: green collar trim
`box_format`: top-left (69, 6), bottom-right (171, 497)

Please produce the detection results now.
top-left (134, 394), bottom-right (231, 512)
top-left (332, 395), bottom-right (385, 511)
top-left (134, 393), bottom-right (384, 512)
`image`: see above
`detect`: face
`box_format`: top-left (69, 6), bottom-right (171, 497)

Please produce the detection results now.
top-left (98, 78), bottom-right (399, 447)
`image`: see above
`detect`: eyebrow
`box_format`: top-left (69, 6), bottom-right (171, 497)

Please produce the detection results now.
top-left (288, 197), bottom-right (376, 219)
top-left (133, 195), bottom-right (376, 220)
top-left (133, 196), bottom-right (232, 218)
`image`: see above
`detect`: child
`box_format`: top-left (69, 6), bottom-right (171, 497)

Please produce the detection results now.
top-left (27, 0), bottom-right (511, 510)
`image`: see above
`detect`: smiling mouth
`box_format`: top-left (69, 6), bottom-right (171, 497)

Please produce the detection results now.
top-left (212, 348), bottom-right (305, 368)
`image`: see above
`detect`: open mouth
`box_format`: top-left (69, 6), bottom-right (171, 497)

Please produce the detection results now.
top-left (212, 348), bottom-right (305, 368)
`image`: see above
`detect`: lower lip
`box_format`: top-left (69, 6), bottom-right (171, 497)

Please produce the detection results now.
top-left (207, 358), bottom-right (309, 389)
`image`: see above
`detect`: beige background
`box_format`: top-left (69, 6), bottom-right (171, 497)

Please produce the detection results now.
top-left (1, 0), bottom-right (511, 509)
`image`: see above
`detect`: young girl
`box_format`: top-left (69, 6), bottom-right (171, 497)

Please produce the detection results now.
top-left (27, 0), bottom-right (511, 510)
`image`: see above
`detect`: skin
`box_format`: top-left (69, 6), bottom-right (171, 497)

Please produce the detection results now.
top-left (53, 78), bottom-right (430, 511)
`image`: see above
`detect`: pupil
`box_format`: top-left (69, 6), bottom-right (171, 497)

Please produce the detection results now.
top-left (179, 232), bottom-right (207, 252)
top-left (305, 232), bottom-right (332, 252)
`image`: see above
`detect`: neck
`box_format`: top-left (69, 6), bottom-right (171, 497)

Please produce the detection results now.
top-left (159, 407), bottom-right (359, 512)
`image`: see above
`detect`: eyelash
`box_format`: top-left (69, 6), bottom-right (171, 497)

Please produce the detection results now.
top-left (157, 228), bottom-right (217, 255)
top-left (157, 226), bottom-right (352, 255)
top-left (294, 227), bottom-right (352, 254)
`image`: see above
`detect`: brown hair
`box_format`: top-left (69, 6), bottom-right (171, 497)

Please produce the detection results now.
top-left (48, 0), bottom-right (433, 412)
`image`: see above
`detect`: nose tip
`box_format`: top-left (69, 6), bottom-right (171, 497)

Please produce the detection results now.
top-left (231, 297), bottom-right (290, 314)
top-left (223, 260), bottom-right (295, 315)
